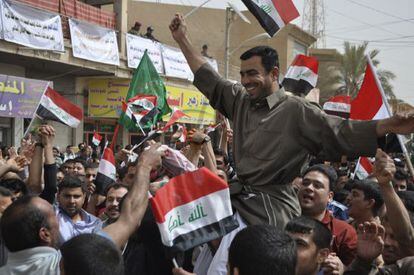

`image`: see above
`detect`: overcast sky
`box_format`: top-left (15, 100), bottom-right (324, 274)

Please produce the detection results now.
top-left (135, 0), bottom-right (414, 105)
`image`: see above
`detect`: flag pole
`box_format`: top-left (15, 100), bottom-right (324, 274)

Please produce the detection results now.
top-left (183, 0), bottom-right (212, 19)
top-left (23, 83), bottom-right (51, 139)
top-left (366, 55), bottom-right (414, 177)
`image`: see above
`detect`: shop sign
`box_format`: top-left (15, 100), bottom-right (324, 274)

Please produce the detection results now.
top-left (0, 74), bottom-right (49, 118)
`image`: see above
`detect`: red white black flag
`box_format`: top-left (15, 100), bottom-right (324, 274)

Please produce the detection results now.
top-left (150, 168), bottom-right (239, 252)
top-left (161, 108), bottom-right (189, 131)
top-left (92, 132), bottom-right (103, 146)
top-left (350, 57), bottom-right (391, 179)
top-left (36, 87), bottom-right (83, 128)
top-left (323, 95), bottom-right (351, 119)
top-left (95, 147), bottom-right (116, 195)
top-left (282, 54), bottom-right (318, 96)
top-left (241, 0), bottom-right (299, 37)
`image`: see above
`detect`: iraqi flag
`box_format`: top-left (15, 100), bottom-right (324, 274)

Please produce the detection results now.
top-left (36, 87), bottom-right (83, 128)
top-left (121, 95), bottom-right (159, 131)
top-left (161, 108), bottom-right (189, 131)
top-left (241, 0), bottom-right (299, 37)
top-left (282, 54), bottom-right (319, 96)
top-left (323, 95), bottom-right (351, 119)
top-left (354, 157), bottom-right (374, 179)
top-left (95, 147), bottom-right (116, 195)
top-left (350, 57), bottom-right (391, 179)
top-left (92, 132), bottom-right (102, 146)
top-left (150, 167), bottom-right (239, 252)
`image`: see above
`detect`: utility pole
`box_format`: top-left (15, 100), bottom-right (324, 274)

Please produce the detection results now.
top-left (302, 0), bottom-right (326, 48)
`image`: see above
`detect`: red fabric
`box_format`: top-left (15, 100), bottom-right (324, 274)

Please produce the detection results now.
top-left (350, 62), bottom-right (383, 120)
top-left (271, 0), bottom-right (300, 24)
top-left (291, 54), bottom-right (319, 74)
top-left (321, 211), bottom-right (357, 266)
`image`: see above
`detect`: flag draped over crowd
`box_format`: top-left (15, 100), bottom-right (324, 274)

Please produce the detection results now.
top-left (282, 54), bottom-right (319, 96)
top-left (150, 168), bottom-right (239, 252)
top-left (350, 56), bottom-right (391, 179)
top-left (119, 51), bottom-right (171, 131)
top-left (241, 0), bottom-right (299, 37)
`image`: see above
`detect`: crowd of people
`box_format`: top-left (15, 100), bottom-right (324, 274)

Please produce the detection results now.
top-left (0, 13), bottom-right (413, 275)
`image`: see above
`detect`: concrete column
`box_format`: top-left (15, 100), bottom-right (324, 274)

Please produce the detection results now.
top-left (73, 78), bottom-right (85, 146)
top-left (114, 0), bottom-right (128, 58)
top-left (12, 118), bottom-right (24, 146)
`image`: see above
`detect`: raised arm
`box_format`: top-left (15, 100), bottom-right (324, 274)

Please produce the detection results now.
top-left (39, 125), bottom-right (58, 204)
top-left (103, 143), bottom-right (165, 249)
top-left (374, 149), bottom-right (414, 254)
top-left (169, 14), bottom-right (207, 73)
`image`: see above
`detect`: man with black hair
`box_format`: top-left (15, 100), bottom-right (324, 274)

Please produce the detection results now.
top-left (102, 184), bottom-right (128, 227)
top-left (56, 175), bottom-right (102, 244)
top-left (347, 180), bottom-right (384, 229)
top-left (228, 225), bottom-right (297, 275)
top-left (73, 157), bottom-right (86, 177)
top-left (299, 164), bottom-right (357, 266)
top-left (0, 187), bottom-right (12, 218)
top-left (60, 233), bottom-right (124, 275)
top-left (0, 178), bottom-right (27, 200)
top-left (62, 159), bottom-right (76, 175)
top-left (169, 14), bottom-right (414, 230)
top-left (393, 167), bottom-right (409, 192)
top-left (285, 216), bottom-right (332, 275)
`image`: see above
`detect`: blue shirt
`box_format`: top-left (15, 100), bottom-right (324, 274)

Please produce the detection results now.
top-left (55, 206), bottom-right (103, 246)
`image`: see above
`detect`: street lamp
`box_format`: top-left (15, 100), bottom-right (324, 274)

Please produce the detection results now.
top-left (224, 7), bottom-right (271, 79)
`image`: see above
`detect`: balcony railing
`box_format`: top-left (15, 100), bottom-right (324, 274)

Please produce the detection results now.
top-left (16, 0), bottom-right (116, 38)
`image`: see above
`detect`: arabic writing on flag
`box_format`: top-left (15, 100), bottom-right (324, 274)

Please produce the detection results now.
top-left (150, 168), bottom-right (239, 252)
top-left (282, 54), bottom-right (318, 96)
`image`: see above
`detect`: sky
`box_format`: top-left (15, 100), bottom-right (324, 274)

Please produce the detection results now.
top-left (135, 0), bottom-right (414, 105)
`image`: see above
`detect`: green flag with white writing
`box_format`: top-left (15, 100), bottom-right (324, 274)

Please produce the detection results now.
top-left (119, 51), bottom-right (171, 131)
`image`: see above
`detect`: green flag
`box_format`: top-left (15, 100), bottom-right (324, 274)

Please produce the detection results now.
top-left (119, 51), bottom-right (171, 131)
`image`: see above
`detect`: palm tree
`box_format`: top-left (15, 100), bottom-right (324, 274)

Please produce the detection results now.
top-left (318, 42), bottom-right (396, 104)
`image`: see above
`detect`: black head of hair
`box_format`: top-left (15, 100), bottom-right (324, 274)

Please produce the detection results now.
top-left (60, 233), bottom-right (124, 275)
top-left (352, 180), bottom-right (384, 216)
top-left (0, 195), bottom-right (50, 252)
top-left (85, 162), bottom-right (99, 170)
top-left (229, 224), bottom-right (297, 275)
top-left (394, 168), bottom-right (409, 181)
top-left (0, 186), bottom-right (12, 197)
top-left (58, 175), bottom-right (87, 193)
top-left (285, 216), bottom-right (332, 250)
top-left (240, 46), bottom-right (279, 73)
top-left (0, 178), bottom-right (28, 196)
top-left (302, 164), bottom-right (338, 191)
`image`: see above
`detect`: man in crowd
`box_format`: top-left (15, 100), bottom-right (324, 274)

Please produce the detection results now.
top-left (299, 164), bottom-right (357, 265)
top-left (393, 168), bottom-right (409, 192)
top-left (56, 175), bottom-right (102, 245)
top-left (169, 13), bottom-right (414, 230)
top-left (347, 180), bottom-right (384, 229)
top-left (0, 143), bottom-right (165, 274)
top-left (173, 224), bottom-right (297, 275)
top-left (285, 216), bottom-right (333, 275)
top-left (102, 184), bottom-right (128, 227)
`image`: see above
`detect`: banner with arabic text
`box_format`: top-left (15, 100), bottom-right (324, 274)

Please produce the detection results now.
top-left (162, 45), bottom-right (193, 81)
top-left (0, 74), bottom-right (50, 118)
top-left (126, 34), bottom-right (164, 73)
top-left (0, 0), bottom-right (64, 51)
top-left (87, 78), bottom-right (215, 125)
top-left (69, 18), bottom-right (119, 66)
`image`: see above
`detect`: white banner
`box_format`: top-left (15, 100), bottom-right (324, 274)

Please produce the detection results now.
top-left (162, 45), bottom-right (193, 81)
top-left (126, 33), bottom-right (164, 73)
top-left (69, 18), bottom-right (119, 66)
top-left (0, 0), bottom-right (64, 51)
top-left (0, 1), bottom-right (4, 39)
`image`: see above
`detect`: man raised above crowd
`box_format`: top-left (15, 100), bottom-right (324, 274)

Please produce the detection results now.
top-left (169, 13), bottom-right (414, 228)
